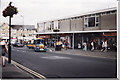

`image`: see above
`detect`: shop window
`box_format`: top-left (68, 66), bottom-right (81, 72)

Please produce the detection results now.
top-left (29, 34), bottom-right (32, 36)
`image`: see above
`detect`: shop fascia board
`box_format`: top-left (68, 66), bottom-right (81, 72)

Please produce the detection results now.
top-left (34, 30), bottom-right (117, 35)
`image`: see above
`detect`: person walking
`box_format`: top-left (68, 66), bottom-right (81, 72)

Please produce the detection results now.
top-left (101, 40), bottom-right (105, 52)
top-left (83, 41), bottom-right (87, 51)
top-left (104, 40), bottom-right (108, 52)
top-left (1, 40), bottom-right (6, 67)
top-left (64, 41), bottom-right (68, 50)
top-left (89, 40), bottom-right (92, 51)
top-left (91, 40), bottom-right (94, 52)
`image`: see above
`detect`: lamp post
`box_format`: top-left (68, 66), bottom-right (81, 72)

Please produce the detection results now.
top-left (2, 2), bottom-right (18, 63)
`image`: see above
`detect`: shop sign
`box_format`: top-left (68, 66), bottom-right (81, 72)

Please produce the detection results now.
top-left (38, 35), bottom-right (50, 39)
top-left (104, 32), bottom-right (117, 36)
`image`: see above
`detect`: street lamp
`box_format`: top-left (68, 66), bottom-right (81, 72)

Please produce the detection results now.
top-left (2, 2), bottom-right (18, 63)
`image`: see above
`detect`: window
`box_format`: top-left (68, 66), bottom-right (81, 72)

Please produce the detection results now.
top-left (2, 29), bottom-right (5, 31)
top-left (84, 14), bottom-right (99, 27)
top-left (29, 33), bottom-right (32, 36)
top-left (2, 33), bottom-right (5, 35)
top-left (96, 17), bottom-right (99, 22)
top-left (13, 33), bottom-right (16, 37)
top-left (13, 29), bottom-right (16, 33)
top-left (88, 17), bottom-right (95, 27)
top-left (58, 23), bottom-right (60, 29)
top-left (110, 10), bottom-right (116, 14)
top-left (2, 33), bottom-right (5, 37)
top-left (48, 25), bottom-right (51, 30)
top-left (25, 33), bottom-right (27, 36)
top-left (19, 33), bottom-right (22, 36)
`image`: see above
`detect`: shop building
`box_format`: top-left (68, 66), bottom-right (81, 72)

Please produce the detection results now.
top-left (36, 7), bottom-right (117, 50)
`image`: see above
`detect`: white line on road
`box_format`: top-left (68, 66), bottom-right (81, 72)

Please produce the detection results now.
top-left (22, 51), bottom-right (26, 52)
top-left (41, 56), bottom-right (71, 60)
top-left (5, 57), bottom-right (46, 79)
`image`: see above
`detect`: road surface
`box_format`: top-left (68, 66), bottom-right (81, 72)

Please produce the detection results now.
top-left (10, 47), bottom-right (117, 78)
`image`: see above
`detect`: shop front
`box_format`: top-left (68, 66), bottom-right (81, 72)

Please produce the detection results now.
top-left (103, 32), bottom-right (117, 51)
top-left (74, 33), bottom-right (103, 49)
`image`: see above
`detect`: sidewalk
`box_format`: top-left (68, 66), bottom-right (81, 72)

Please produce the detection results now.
top-left (1, 58), bottom-right (33, 79)
top-left (0, 57), bottom-right (2, 79)
top-left (48, 48), bottom-right (117, 59)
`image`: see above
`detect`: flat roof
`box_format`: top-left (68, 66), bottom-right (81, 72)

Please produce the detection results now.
top-left (34, 30), bottom-right (117, 35)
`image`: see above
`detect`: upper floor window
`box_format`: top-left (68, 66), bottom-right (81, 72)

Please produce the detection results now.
top-left (2, 33), bottom-right (5, 37)
top-left (84, 14), bottom-right (99, 27)
top-left (2, 33), bottom-right (5, 35)
top-left (2, 29), bottom-right (5, 31)
top-left (13, 33), bottom-right (16, 37)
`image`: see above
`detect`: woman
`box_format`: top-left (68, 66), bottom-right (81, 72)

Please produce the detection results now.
top-left (1, 40), bottom-right (6, 67)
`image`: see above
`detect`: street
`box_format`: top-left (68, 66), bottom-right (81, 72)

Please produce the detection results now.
top-left (10, 47), bottom-right (117, 78)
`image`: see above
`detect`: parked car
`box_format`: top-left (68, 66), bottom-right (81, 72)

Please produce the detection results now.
top-left (13, 42), bottom-right (24, 47)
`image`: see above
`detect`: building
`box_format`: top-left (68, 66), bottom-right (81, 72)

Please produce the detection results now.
top-left (0, 23), bottom-right (36, 43)
top-left (0, 23), bottom-right (9, 40)
top-left (36, 7), bottom-right (117, 50)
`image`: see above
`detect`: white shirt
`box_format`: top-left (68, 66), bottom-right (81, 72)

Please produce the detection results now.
top-left (1, 41), bottom-right (5, 45)
top-left (105, 41), bottom-right (107, 47)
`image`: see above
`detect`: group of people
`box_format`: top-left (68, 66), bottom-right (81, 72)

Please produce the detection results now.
top-left (82, 40), bottom-right (108, 52)
top-left (45, 40), bottom-right (69, 50)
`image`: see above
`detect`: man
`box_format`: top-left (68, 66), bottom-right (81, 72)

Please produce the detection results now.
top-left (91, 40), bottom-right (94, 52)
top-left (104, 40), bottom-right (108, 52)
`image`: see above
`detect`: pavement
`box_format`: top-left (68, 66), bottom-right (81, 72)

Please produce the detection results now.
top-left (0, 57), bottom-right (33, 79)
top-left (48, 48), bottom-right (117, 59)
top-left (0, 57), bottom-right (2, 79)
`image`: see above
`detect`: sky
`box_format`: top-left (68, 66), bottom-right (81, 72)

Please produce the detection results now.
top-left (0, 0), bottom-right (117, 27)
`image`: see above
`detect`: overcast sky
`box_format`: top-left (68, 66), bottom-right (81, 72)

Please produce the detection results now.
top-left (0, 0), bottom-right (117, 27)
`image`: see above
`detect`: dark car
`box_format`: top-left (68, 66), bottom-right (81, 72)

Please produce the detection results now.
top-left (13, 42), bottom-right (24, 47)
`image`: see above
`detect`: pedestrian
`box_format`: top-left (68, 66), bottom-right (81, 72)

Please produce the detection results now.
top-left (59, 40), bottom-right (62, 49)
top-left (91, 40), bottom-right (94, 52)
top-left (1, 40), bottom-right (6, 67)
top-left (93, 40), bottom-right (96, 50)
top-left (64, 41), bottom-right (68, 50)
top-left (83, 41), bottom-right (87, 51)
top-left (104, 40), bottom-right (108, 52)
top-left (101, 41), bottom-right (105, 52)
top-left (89, 40), bottom-right (92, 51)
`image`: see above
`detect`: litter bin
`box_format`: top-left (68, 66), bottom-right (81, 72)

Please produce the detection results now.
top-left (55, 45), bottom-right (61, 51)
